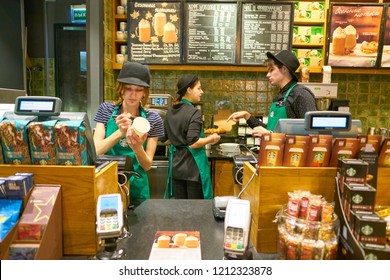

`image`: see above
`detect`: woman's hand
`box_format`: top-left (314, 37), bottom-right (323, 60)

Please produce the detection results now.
top-left (115, 113), bottom-right (133, 136)
top-left (227, 111), bottom-right (251, 122)
top-left (208, 133), bottom-right (221, 144)
top-left (126, 125), bottom-right (147, 152)
top-left (252, 126), bottom-right (271, 137)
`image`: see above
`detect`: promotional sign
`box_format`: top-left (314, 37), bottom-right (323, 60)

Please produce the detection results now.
top-left (381, 5), bottom-right (390, 67)
top-left (327, 3), bottom-right (384, 68)
top-left (128, 1), bottom-right (181, 64)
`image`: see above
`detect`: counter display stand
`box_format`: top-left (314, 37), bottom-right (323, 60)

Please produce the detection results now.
top-left (0, 162), bottom-right (119, 256)
top-left (241, 163), bottom-right (390, 256)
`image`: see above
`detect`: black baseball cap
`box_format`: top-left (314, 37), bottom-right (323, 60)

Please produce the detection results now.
top-left (117, 61), bottom-right (151, 88)
top-left (266, 50), bottom-right (300, 81)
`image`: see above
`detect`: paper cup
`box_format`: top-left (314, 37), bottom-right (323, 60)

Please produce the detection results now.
top-left (132, 117), bottom-right (150, 137)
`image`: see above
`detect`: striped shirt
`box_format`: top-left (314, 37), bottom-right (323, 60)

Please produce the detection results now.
top-left (94, 102), bottom-right (165, 138)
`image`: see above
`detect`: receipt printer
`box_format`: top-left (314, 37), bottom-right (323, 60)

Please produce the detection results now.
top-left (212, 196), bottom-right (237, 220)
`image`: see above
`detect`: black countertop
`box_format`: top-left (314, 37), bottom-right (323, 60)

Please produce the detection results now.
top-left (115, 199), bottom-right (278, 260)
top-left (118, 199), bottom-right (225, 260)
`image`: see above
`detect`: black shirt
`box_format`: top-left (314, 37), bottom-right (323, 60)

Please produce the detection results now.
top-left (246, 80), bottom-right (317, 129)
top-left (161, 102), bottom-right (202, 182)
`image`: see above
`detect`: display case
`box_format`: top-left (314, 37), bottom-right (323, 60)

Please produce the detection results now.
top-left (112, 0), bottom-right (128, 69)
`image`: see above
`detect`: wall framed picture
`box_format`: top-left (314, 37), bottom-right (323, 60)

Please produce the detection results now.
top-left (326, 3), bottom-right (385, 68)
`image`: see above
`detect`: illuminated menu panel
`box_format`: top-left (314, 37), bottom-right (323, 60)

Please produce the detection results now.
top-left (240, 2), bottom-right (294, 65)
top-left (185, 2), bottom-right (237, 64)
top-left (128, 1), bottom-right (181, 64)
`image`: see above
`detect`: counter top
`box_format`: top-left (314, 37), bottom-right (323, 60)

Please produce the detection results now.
top-left (118, 199), bottom-right (225, 260)
top-left (115, 199), bottom-right (278, 260)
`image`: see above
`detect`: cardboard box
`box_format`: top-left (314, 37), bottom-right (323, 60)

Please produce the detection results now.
top-left (11, 184), bottom-right (63, 260)
top-left (378, 138), bottom-right (390, 167)
top-left (343, 183), bottom-right (376, 221)
top-left (359, 149), bottom-right (378, 189)
top-left (354, 212), bottom-right (387, 246)
top-left (258, 133), bottom-right (285, 167)
top-left (306, 134), bottom-right (332, 167)
top-left (282, 135), bottom-right (309, 167)
top-left (361, 243), bottom-right (390, 260)
top-left (330, 138), bottom-right (360, 167)
top-left (338, 159), bottom-right (369, 194)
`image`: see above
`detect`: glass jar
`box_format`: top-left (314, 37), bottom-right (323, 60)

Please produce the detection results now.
top-left (276, 204), bottom-right (339, 260)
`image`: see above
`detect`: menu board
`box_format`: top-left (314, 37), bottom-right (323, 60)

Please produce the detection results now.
top-left (327, 3), bottom-right (384, 68)
top-left (240, 2), bottom-right (293, 65)
top-left (381, 6), bottom-right (390, 67)
top-left (128, 1), bottom-right (181, 64)
top-left (185, 2), bottom-right (237, 64)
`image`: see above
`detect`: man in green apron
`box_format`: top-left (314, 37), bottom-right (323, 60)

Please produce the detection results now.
top-left (227, 50), bottom-right (317, 134)
top-left (160, 75), bottom-right (220, 199)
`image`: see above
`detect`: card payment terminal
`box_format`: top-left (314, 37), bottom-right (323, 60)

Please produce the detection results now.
top-left (223, 199), bottom-right (251, 259)
top-left (96, 194), bottom-right (123, 238)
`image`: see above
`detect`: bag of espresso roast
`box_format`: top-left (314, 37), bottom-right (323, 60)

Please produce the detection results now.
top-left (0, 120), bottom-right (31, 164)
top-left (28, 120), bottom-right (58, 165)
top-left (54, 120), bottom-right (88, 166)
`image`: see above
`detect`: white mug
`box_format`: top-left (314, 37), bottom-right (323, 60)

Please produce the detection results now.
top-left (120, 45), bottom-right (128, 54)
top-left (117, 5), bottom-right (125, 15)
top-left (121, 0), bottom-right (127, 5)
top-left (116, 31), bottom-right (124, 40)
top-left (116, 54), bottom-right (125, 64)
top-left (119, 22), bottom-right (127, 31)
top-left (132, 117), bottom-right (150, 137)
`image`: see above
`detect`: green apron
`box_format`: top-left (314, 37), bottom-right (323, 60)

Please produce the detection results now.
top-left (266, 82), bottom-right (297, 131)
top-left (164, 99), bottom-right (213, 199)
top-left (105, 105), bottom-right (150, 200)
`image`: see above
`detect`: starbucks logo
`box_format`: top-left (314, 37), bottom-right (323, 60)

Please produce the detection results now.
top-left (119, 138), bottom-right (129, 147)
top-left (352, 194), bottom-right (363, 204)
top-left (361, 225), bottom-right (373, 236)
top-left (346, 167), bottom-right (356, 177)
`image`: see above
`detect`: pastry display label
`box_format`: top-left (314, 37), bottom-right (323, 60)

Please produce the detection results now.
top-left (380, 6), bottom-right (390, 67)
top-left (128, 1), bottom-right (181, 64)
top-left (185, 2), bottom-right (237, 64)
top-left (240, 2), bottom-right (294, 65)
top-left (327, 3), bottom-right (384, 68)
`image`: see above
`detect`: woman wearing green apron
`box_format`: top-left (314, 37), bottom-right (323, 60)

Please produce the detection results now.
top-left (227, 50), bottom-right (317, 134)
top-left (94, 62), bottom-right (164, 204)
top-left (161, 75), bottom-right (220, 199)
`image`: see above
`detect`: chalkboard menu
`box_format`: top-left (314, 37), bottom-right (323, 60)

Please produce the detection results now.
top-left (240, 2), bottom-right (294, 65)
top-left (128, 1), bottom-right (181, 64)
top-left (185, 2), bottom-right (237, 64)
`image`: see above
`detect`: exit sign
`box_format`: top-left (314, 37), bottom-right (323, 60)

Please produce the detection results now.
top-left (71, 5), bottom-right (86, 23)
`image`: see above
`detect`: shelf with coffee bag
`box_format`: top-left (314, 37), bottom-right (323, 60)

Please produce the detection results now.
top-left (292, 1), bottom-right (329, 75)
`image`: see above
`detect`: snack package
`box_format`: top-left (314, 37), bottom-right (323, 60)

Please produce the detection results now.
top-left (54, 120), bottom-right (88, 165)
top-left (329, 138), bottom-right (360, 167)
top-left (306, 134), bottom-right (333, 167)
top-left (378, 138), bottom-right (390, 167)
top-left (283, 135), bottom-right (309, 167)
top-left (0, 120), bottom-right (31, 164)
top-left (258, 133), bottom-right (286, 167)
top-left (28, 120), bottom-right (57, 165)
top-left (357, 134), bottom-right (382, 153)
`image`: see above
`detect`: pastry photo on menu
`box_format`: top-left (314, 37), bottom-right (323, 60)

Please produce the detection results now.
top-left (327, 3), bottom-right (384, 67)
top-left (381, 6), bottom-right (390, 67)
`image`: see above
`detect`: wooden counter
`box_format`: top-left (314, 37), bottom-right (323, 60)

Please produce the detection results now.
top-left (241, 164), bottom-right (390, 254)
top-left (0, 162), bottom-right (119, 256)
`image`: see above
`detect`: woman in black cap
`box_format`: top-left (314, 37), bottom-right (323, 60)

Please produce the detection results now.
top-left (94, 61), bottom-right (164, 203)
top-left (161, 74), bottom-right (220, 199)
top-left (228, 50), bottom-right (316, 135)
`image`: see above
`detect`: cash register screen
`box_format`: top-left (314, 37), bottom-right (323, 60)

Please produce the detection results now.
top-left (311, 116), bottom-right (348, 129)
top-left (101, 196), bottom-right (118, 211)
top-left (228, 203), bottom-right (248, 228)
top-left (18, 99), bottom-right (55, 112)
